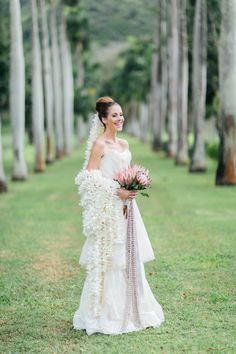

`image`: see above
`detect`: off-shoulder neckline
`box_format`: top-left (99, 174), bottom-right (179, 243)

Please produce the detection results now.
top-left (101, 148), bottom-right (131, 158)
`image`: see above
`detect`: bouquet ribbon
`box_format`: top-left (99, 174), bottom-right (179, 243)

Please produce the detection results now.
top-left (123, 204), bottom-right (128, 218)
top-left (122, 200), bottom-right (143, 330)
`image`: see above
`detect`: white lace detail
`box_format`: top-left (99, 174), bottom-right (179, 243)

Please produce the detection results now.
top-left (82, 112), bottom-right (104, 170)
top-left (75, 169), bottom-right (124, 316)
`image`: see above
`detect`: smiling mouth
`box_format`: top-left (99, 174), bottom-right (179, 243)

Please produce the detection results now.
top-left (115, 122), bottom-right (123, 127)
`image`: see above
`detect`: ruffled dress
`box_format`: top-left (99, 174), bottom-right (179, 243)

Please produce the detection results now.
top-left (73, 149), bottom-right (164, 335)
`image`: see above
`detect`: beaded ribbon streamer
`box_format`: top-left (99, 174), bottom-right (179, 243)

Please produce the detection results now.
top-left (122, 200), bottom-right (142, 331)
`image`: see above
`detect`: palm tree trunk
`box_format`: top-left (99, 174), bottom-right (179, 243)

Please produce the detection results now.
top-left (76, 116), bottom-right (87, 146)
top-left (176, 0), bottom-right (189, 165)
top-left (0, 116), bottom-right (7, 193)
top-left (215, 0), bottom-right (236, 185)
top-left (160, 0), bottom-right (168, 145)
top-left (139, 101), bottom-right (149, 143)
top-left (31, 0), bottom-right (45, 172)
top-left (9, 0), bottom-right (28, 181)
top-left (75, 40), bottom-right (84, 140)
top-left (39, 0), bottom-right (54, 164)
top-left (50, 0), bottom-right (64, 158)
top-left (189, 0), bottom-right (207, 172)
top-left (126, 101), bottom-right (139, 137)
top-left (60, 6), bottom-right (74, 155)
top-left (168, 0), bottom-right (179, 157)
top-left (76, 41), bottom-right (84, 88)
top-left (151, 2), bottom-right (162, 151)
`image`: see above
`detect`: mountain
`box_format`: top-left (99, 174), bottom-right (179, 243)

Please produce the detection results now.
top-left (81, 0), bottom-right (156, 45)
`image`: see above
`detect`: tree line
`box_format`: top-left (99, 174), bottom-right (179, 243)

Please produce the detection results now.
top-left (103, 0), bottom-right (236, 186)
top-left (0, 0), bottom-right (89, 192)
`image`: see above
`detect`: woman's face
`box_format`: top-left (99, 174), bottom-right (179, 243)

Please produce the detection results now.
top-left (102, 104), bottom-right (124, 132)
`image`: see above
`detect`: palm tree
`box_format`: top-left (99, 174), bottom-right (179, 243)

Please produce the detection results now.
top-left (31, 0), bottom-right (45, 172)
top-left (65, 5), bottom-right (87, 88)
top-left (125, 101), bottom-right (139, 137)
top-left (189, 0), bottom-right (207, 172)
top-left (39, 0), bottom-right (54, 163)
top-left (139, 101), bottom-right (149, 143)
top-left (76, 40), bottom-right (84, 88)
top-left (215, 0), bottom-right (236, 185)
top-left (167, 0), bottom-right (179, 157)
top-left (176, 0), bottom-right (188, 165)
top-left (50, 0), bottom-right (64, 158)
top-left (59, 6), bottom-right (74, 155)
top-left (160, 0), bottom-right (168, 147)
top-left (151, 2), bottom-right (161, 151)
top-left (0, 116), bottom-right (7, 193)
top-left (65, 4), bottom-right (89, 144)
top-left (9, 0), bottom-right (28, 180)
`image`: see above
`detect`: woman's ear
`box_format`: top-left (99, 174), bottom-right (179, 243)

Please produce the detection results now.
top-left (102, 117), bottom-right (107, 126)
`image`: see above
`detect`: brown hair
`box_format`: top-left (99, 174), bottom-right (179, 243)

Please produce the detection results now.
top-left (95, 96), bottom-right (117, 127)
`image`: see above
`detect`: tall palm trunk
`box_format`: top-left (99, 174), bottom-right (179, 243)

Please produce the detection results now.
top-left (60, 7), bottom-right (74, 155)
top-left (215, 0), bottom-right (236, 185)
top-left (50, 0), bottom-right (64, 158)
top-left (126, 101), bottom-right (140, 137)
top-left (75, 40), bottom-right (84, 144)
top-left (39, 0), bottom-right (54, 163)
top-left (0, 116), bottom-right (7, 192)
top-left (31, 0), bottom-right (45, 172)
top-left (76, 41), bottom-right (84, 88)
top-left (151, 2), bottom-right (162, 151)
top-left (139, 101), bottom-right (149, 143)
top-left (160, 0), bottom-right (168, 145)
top-left (189, 0), bottom-right (207, 172)
top-left (9, 0), bottom-right (28, 180)
top-left (76, 117), bottom-right (87, 145)
top-left (176, 0), bottom-right (189, 165)
top-left (168, 0), bottom-right (179, 157)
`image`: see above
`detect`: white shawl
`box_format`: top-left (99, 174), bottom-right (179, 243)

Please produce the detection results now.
top-left (75, 168), bottom-right (125, 316)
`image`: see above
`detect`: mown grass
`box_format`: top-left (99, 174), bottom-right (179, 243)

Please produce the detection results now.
top-left (0, 135), bottom-right (236, 353)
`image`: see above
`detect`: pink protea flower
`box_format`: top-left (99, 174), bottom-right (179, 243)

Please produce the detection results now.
top-left (114, 164), bottom-right (151, 197)
top-left (136, 171), bottom-right (149, 186)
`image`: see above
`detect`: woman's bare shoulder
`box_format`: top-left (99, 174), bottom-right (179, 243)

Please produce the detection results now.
top-left (118, 138), bottom-right (129, 150)
top-left (89, 138), bottom-right (106, 158)
top-left (92, 137), bottom-right (106, 150)
top-left (86, 138), bottom-right (105, 170)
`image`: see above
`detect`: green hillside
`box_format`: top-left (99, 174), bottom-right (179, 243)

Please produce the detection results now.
top-left (81, 0), bottom-right (156, 44)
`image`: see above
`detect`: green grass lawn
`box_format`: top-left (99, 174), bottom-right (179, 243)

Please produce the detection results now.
top-left (0, 135), bottom-right (236, 353)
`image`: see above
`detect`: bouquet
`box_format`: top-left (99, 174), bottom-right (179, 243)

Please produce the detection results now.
top-left (114, 164), bottom-right (151, 218)
top-left (114, 164), bottom-right (151, 201)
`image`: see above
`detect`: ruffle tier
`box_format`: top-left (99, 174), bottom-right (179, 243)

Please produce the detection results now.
top-left (73, 262), bottom-right (164, 335)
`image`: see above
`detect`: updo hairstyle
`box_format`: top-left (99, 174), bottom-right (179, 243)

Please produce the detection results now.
top-left (95, 96), bottom-right (117, 128)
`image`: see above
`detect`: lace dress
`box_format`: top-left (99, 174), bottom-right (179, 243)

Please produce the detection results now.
top-left (73, 149), bottom-right (164, 335)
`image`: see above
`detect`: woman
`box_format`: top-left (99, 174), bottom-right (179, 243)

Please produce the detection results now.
top-left (73, 96), bottom-right (164, 335)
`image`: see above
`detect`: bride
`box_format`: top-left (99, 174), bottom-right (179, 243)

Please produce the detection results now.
top-left (73, 96), bottom-right (164, 335)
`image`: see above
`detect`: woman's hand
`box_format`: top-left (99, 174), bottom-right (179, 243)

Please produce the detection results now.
top-left (117, 188), bottom-right (137, 201)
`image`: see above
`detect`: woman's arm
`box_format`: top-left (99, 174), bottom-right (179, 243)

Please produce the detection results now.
top-left (85, 138), bottom-right (136, 200)
top-left (86, 140), bottom-right (104, 171)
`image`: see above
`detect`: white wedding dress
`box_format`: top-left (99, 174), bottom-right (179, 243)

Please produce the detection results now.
top-left (73, 149), bottom-right (164, 335)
